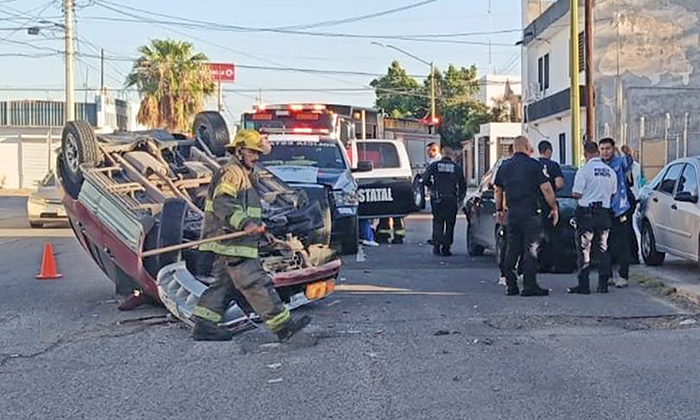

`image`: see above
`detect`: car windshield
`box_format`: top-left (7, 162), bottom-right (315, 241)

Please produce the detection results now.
top-left (557, 170), bottom-right (577, 198)
top-left (260, 141), bottom-right (346, 170)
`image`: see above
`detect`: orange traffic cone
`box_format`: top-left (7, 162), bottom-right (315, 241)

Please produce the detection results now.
top-left (36, 243), bottom-right (62, 280)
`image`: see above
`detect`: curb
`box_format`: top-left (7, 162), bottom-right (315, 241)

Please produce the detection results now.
top-left (631, 265), bottom-right (700, 305)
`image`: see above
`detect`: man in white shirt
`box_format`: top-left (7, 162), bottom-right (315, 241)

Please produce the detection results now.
top-left (567, 141), bottom-right (618, 295)
top-left (427, 142), bottom-right (442, 165)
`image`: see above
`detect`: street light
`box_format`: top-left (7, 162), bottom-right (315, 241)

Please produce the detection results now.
top-left (371, 42), bottom-right (437, 126)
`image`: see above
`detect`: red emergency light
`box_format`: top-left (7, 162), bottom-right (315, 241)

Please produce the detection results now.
top-left (295, 113), bottom-right (320, 121)
top-left (252, 113), bottom-right (273, 121)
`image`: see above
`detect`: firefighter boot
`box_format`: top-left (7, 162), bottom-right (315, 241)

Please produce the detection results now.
top-left (192, 317), bottom-right (235, 342)
top-left (276, 315), bottom-right (317, 348)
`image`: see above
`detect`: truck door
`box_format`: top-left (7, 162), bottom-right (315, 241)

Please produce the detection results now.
top-left (354, 141), bottom-right (415, 218)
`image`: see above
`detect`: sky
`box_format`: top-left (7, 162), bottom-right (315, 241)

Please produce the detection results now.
top-left (0, 0), bottom-right (522, 122)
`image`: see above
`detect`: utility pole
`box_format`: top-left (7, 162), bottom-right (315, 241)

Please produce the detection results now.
top-left (64, 0), bottom-right (75, 121)
top-left (430, 62), bottom-right (436, 123)
top-left (570, 0), bottom-right (582, 165)
top-left (584, 0), bottom-right (595, 143)
top-left (100, 49), bottom-right (105, 93)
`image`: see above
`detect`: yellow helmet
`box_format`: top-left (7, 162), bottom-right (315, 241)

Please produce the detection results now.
top-left (230, 129), bottom-right (272, 154)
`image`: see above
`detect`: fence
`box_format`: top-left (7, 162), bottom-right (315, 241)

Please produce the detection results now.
top-left (0, 129), bottom-right (61, 190)
top-left (620, 112), bottom-right (700, 180)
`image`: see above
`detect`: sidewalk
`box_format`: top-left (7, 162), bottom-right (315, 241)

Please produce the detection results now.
top-left (632, 257), bottom-right (700, 304)
top-left (0, 189), bottom-right (32, 197)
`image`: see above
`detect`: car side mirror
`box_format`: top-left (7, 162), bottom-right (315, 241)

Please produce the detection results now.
top-left (674, 191), bottom-right (699, 203)
top-left (353, 160), bottom-right (373, 173)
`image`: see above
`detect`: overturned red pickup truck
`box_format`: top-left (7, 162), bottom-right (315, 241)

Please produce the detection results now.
top-left (57, 111), bottom-right (341, 331)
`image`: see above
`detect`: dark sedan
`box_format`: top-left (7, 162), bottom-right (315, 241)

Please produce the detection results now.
top-left (464, 163), bottom-right (579, 273)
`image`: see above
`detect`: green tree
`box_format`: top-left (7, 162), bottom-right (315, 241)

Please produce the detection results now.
top-left (126, 39), bottom-right (215, 132)
top-left (370, 61), bottom-right (423, 119)
top-left (371, 62), bottom-right (497, 149)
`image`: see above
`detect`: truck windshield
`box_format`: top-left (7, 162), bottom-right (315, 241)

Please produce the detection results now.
top-left (260, 142), bottom-right (347, 170)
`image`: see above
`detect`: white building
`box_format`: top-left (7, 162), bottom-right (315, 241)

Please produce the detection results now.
top-left (468, 75), bottom-right (524, 183)
top-left (0, 94), bottom-right (142, 189)
top-left (522, 0), bottom-right (700, 173)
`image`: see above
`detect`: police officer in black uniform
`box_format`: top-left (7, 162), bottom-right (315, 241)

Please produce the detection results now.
top-left (494, 136), bottom-right (559, 296)
top-left (537, 140), bottom-right (565, 271)
top-left (424, 147), bottom-right (467, 256)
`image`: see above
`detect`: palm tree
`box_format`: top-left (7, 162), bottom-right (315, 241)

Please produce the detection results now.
top-left (126, 39), bottom-right (215, 132)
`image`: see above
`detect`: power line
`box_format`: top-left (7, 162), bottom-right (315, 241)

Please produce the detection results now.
top-left (278, 0), bottom-right (440, 30)
top-left (90, 1), bottom-right (517, 46)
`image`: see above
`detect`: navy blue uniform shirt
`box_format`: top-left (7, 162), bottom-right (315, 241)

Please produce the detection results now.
top-left (494, 152), bottom-right (548, 218)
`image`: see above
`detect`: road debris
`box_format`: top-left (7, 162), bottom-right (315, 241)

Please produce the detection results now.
top-left (327, 300), bottom-right (341, 307)
top-left (267, 378), bottom-right (284, 384)
top-left (434, 329), bottom-right (451, 336)
top-left (267, 363), bottom-right (282, 370)
top-left (679, 319), bottom-right (697, 326)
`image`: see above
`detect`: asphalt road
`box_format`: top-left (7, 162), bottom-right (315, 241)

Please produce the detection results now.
top-left (1, 199), bottom-right (700, 420)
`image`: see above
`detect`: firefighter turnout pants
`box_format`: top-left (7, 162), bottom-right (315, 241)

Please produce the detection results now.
top-left (193, 256), bottom-right (291, 333)
top-left (376, 217), bottom-right (406, 242)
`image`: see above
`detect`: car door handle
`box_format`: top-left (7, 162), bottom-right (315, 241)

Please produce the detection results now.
top-left (671, 204), bottom-right (678, 210)
top-left (103, 246), bottom-right (115, 260)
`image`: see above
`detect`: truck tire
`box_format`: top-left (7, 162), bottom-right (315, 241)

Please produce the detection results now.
top-left (193, 111), bottom-right (230, 157)
top-left (143, 198), bottom-right (187, 277)
top-left (61, 121), bottom-right (103, 198)
top-left (339, 216), bottom-right (359, 255)
top-left (413, 175), bottom-right (426, 210)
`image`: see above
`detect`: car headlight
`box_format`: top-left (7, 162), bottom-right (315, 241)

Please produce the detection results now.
top-left (569, 217), bottom-right (577, 229)
top-left (332, 190), bottom-right (358, 207)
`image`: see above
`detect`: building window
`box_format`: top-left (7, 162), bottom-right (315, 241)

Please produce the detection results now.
top-left (538, 54), bottom-right (550, 92)
top-left (559, 133), bottom-right (566, 164)
top-left (544, 53), bottom-right (550, 90)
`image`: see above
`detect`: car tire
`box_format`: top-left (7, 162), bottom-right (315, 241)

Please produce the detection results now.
top-left (192, 111), bottom-right (230, 157)
top-left (338, 216), bottom-right (359, 255)
top-left (29, 221), bottom-right (43, 228)
top-left (143, 198), bottom-right (186, 277)
top-left (467, 222), bottom-right (485, 256)
top-left (412, 175), bottom-right (426, 211)
top-left (641, 221), bottom-right (665, 266)
top-left (61, 120), bottom-right (103, 199)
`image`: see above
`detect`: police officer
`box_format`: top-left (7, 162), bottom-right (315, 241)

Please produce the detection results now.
top-left (537, 140), bottom-right (565, 271)
top-left (567, 141), bottom-right (617, 294)
top-left (425, 142), bottom-right (442, 245)
top-left (424, 147), bottom-right (466, 256)
top-left (600, 138), bottom-right (633, 287)
top-left (192, 129), bottom-right (315, 345)
top-left (494, 136), bottom-right (558, 296)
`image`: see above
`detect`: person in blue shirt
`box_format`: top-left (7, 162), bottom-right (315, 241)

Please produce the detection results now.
top-left (599, 137), bottom-right (633, 287)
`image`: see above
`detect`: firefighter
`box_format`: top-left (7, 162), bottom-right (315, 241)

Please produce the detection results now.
top-left (191, 129), bottom-right (316, 345)
top-left (376, 217), bottom-right (406, 244)
top-left (424, 147), bottom-right (467, 256)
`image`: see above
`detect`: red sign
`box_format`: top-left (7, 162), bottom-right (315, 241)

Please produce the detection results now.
top-left (208, 63), bottom-right (235, 82)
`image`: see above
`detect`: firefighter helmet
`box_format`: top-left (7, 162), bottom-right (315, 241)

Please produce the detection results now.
top-left (229, 129), bottom-right (271, 155)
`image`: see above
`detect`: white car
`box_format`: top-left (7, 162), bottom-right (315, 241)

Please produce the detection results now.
top-left (27, 172), bottom-right (68, 228)
top-left (636, 157), bottom-right (700, 265)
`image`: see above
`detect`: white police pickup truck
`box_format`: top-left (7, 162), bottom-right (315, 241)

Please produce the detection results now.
top-left (349, 139), bottom-right (418, 219)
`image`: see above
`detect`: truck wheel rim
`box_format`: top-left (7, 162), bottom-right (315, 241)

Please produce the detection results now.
top-left (65, 133), bottom-right (79, 173)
